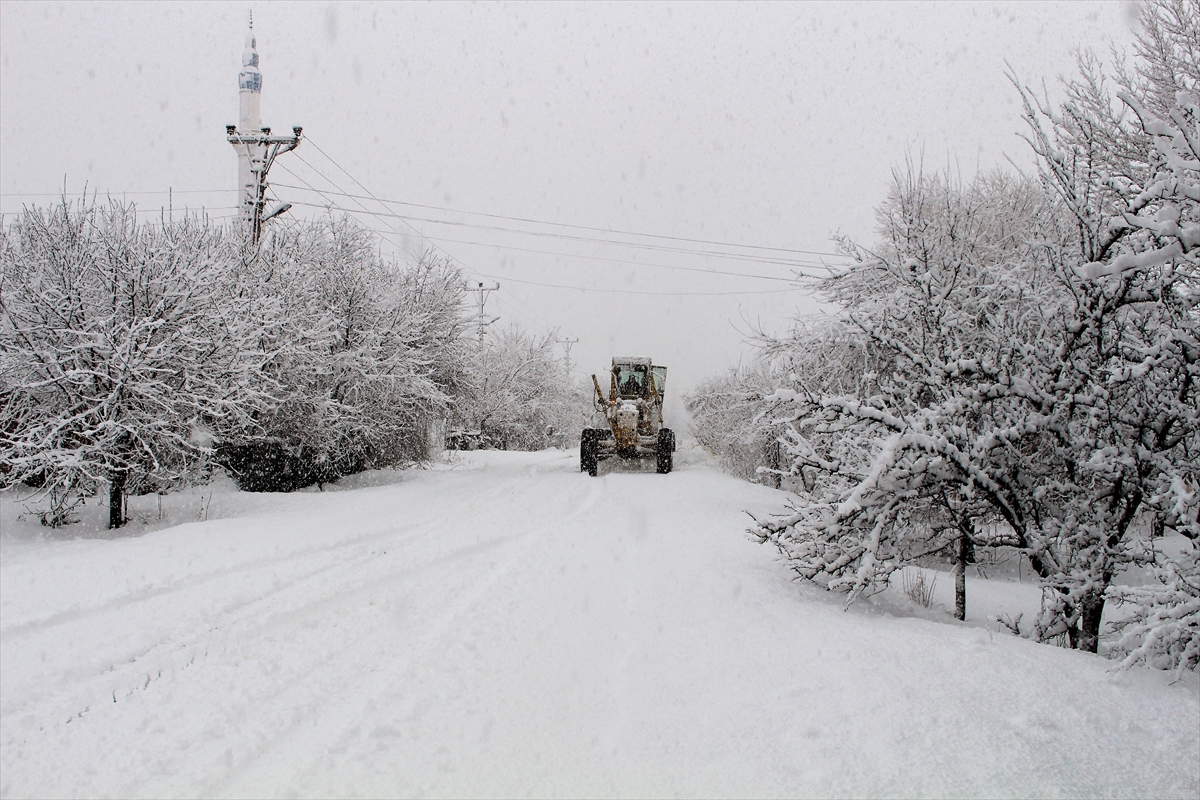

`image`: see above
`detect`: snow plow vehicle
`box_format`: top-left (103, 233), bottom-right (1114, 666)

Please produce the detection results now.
top-left (581, 357), bottom-right (676, 476)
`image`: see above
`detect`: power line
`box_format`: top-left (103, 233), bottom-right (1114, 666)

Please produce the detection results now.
top-left (289, 143), bottom-right (445, 263)
top-left (298, 138), bottom-right (464, 269)
top-left (285, 145), bottom-right (565, 344)
top-left (3, 181), bottom-right (850, 266)
top-left (273, 160), bottom-right (413, 257)
top-left (270, 155), bottom-right (570, 352)
top-left (296, 137), bottom-right (544, 344)
top-left (287, 136), bottom-right (806, 375)
top-left (9, 179), bottom-right (848, 275)
top-left (267, 181), bottom-right (849, 260)
top-left (1, 208), bottom-right (241, 219)
top-left (478, 274), bottom-right (808, 297)
top-left (301, 138), bottom-right (540, 341)
top-left (127, 206), bottom-right (240, 213)
top-left (294, 208), bottom-right (827, 285)
top-left (0, 189), bottom-right (237, 197)
top-left (286, 199), bottom-right (827, 280)
top-left (1, 206), bottom-right (240, 214)
top-left (4, 179), bottom-right (845, 276)
top-left (300, 139), bottom-right (432, 255)
top-left (277, 186), bottom-right (846, 269)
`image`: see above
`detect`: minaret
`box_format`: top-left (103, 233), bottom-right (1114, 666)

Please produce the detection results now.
top-left (236, 14), bottom-right (262, 220)
top-left (226, 12), bottom-right (301, 243)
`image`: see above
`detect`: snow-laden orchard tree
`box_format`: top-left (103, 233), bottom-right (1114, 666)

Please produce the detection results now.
top-left (2, 204), bottom-right (475, 512)
top-left (747, 0), bottom-right (1198, 667)
top-left (686, 320), bottom-right (889, 488)
top-left (217, 222), bottom-right (472, 491)
top-left (686, 364), bottom-right (789, 485)
top-left (452, 324), bottom-right (584, 451)
top-left (0, 201), bottom-right (266, 527)
top-left (1010, 0), bottom-right (1199, 667)
top-left (749, 167), bottom-right (1061, 618)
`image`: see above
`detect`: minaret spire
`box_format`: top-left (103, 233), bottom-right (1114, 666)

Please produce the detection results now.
top-left (226, 12), bottom-right (302, 244)
top-left (238, 11), bottom-right (262, 131)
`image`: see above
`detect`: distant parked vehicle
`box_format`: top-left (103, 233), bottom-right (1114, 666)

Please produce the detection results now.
top-left (445, 429), bottom-right (483, 451)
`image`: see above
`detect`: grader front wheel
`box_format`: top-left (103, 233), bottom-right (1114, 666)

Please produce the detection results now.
top-left (580, 428), bottom-right (603, 476)
top-left (656, 428), bottom-right (676, 474)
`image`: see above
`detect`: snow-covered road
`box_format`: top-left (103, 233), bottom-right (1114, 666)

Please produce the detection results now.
top-left (2, 450), bottom-right (1197, 798)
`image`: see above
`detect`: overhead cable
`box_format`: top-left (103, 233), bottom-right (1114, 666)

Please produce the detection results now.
top-left (479, 274), bottom-right (807, 297)
top-left (275, 184), bottom-right (846, 269)
top-left (267, 181), bottom-right (849, 259)
top-left (286, 200), bottom-right (823, 283)
top-left (0, 189), bottom-right (237, 197)
top-left (301, 136), bottom-right (600, 354)
top-left (274, 160), bottom-right (413, 257)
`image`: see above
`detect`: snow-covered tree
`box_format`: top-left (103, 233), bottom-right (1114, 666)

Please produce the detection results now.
top-left (687, 318), bottom-right (890, 488)
top-left (0, 200), bottom-right (265, 527)
top-left (686, 364), bottom-right (788, 485)
top-left (1, 202), bottom-right (476, 514)
top-left (743, 0), bottom-right (1197, 664)
top-left (1010, 0), bottom-right (1199, 666)
top-left (452, 324), bottom-right (583, 451)
top-left (748, 166), bottom-right (1058, 616)
top-left (217, 222), bottom-right (472, 491)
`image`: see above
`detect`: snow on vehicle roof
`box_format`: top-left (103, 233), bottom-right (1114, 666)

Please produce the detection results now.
top-left (612, 357), bottom-right (652, 367)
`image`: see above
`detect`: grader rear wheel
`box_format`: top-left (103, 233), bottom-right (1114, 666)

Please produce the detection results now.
top-left (656, 428), bottom-right (675, 474)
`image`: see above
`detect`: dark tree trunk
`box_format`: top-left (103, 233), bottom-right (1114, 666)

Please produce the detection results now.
top-left (953, 533), bottom-right (968, 621)
top-left (768, 439), bottom-right (782, 489)
top-left (108, 470), bottom-right (127, 530)
top-left (1063, 590), bottom-right (1106, 652)
top-left (1076, 593), bottom-right (1105, 653)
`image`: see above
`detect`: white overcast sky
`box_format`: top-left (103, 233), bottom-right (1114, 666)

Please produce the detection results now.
top-left (0, 0), bottom-right (1139, 413)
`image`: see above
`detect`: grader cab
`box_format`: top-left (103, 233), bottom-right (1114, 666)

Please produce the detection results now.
top-left (580, 357), bottom-right (675, 476)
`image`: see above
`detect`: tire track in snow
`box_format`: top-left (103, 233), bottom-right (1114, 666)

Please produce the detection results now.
top-left (0, 511), bottom-right (448, 721)
top-left (1, 456), bottom-right (590, 797)
top-left (4, 451), bottom-right (1197, 799)
top-left (208, 463), bottom-right (605, 797)
top-left (2, 452), bottom-right (597, 798)
top-left (252, 471), bottom-right (661, 797)
top-left (4, 514), bottom-right (525, 717)
top-left (1, 463), bottom-right (543, 637)
top-left (1, 458), bottom-right (562, 710)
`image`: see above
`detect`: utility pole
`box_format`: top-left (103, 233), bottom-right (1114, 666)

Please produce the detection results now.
top-left (227, 125), bottom-right (301, 244)
top-left (472, 281), bottom-right (500, 342)
top-left (557, 337), bottom-right (578, 380)
top-left (227, 14), bottom-right (301, 245)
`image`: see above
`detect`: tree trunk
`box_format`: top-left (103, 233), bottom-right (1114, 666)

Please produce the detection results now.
top-left (108, 470), bottom-right (127, 530)
top-left (768, 439), bottom-right (782, 489)
top-left (953, 532), bottom-right (967, 621)
top-left (1062, 590), bottom-right (1106, 652)
top-left (1076, 593), bottom-right (1105, 653)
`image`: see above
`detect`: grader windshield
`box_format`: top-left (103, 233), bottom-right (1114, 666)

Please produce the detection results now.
top-left (615, 363), bottom-right (648, 398)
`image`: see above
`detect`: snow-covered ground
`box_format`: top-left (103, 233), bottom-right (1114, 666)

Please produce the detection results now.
top-left (1, 449), bottom-right (1196, 798)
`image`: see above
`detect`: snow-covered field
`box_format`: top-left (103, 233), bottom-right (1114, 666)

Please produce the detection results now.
top-left (1, 449), bottom-right (1197, 798)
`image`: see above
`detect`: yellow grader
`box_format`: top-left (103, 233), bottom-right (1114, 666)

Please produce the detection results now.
top-left (581, 357), bottom-right (676, 476)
